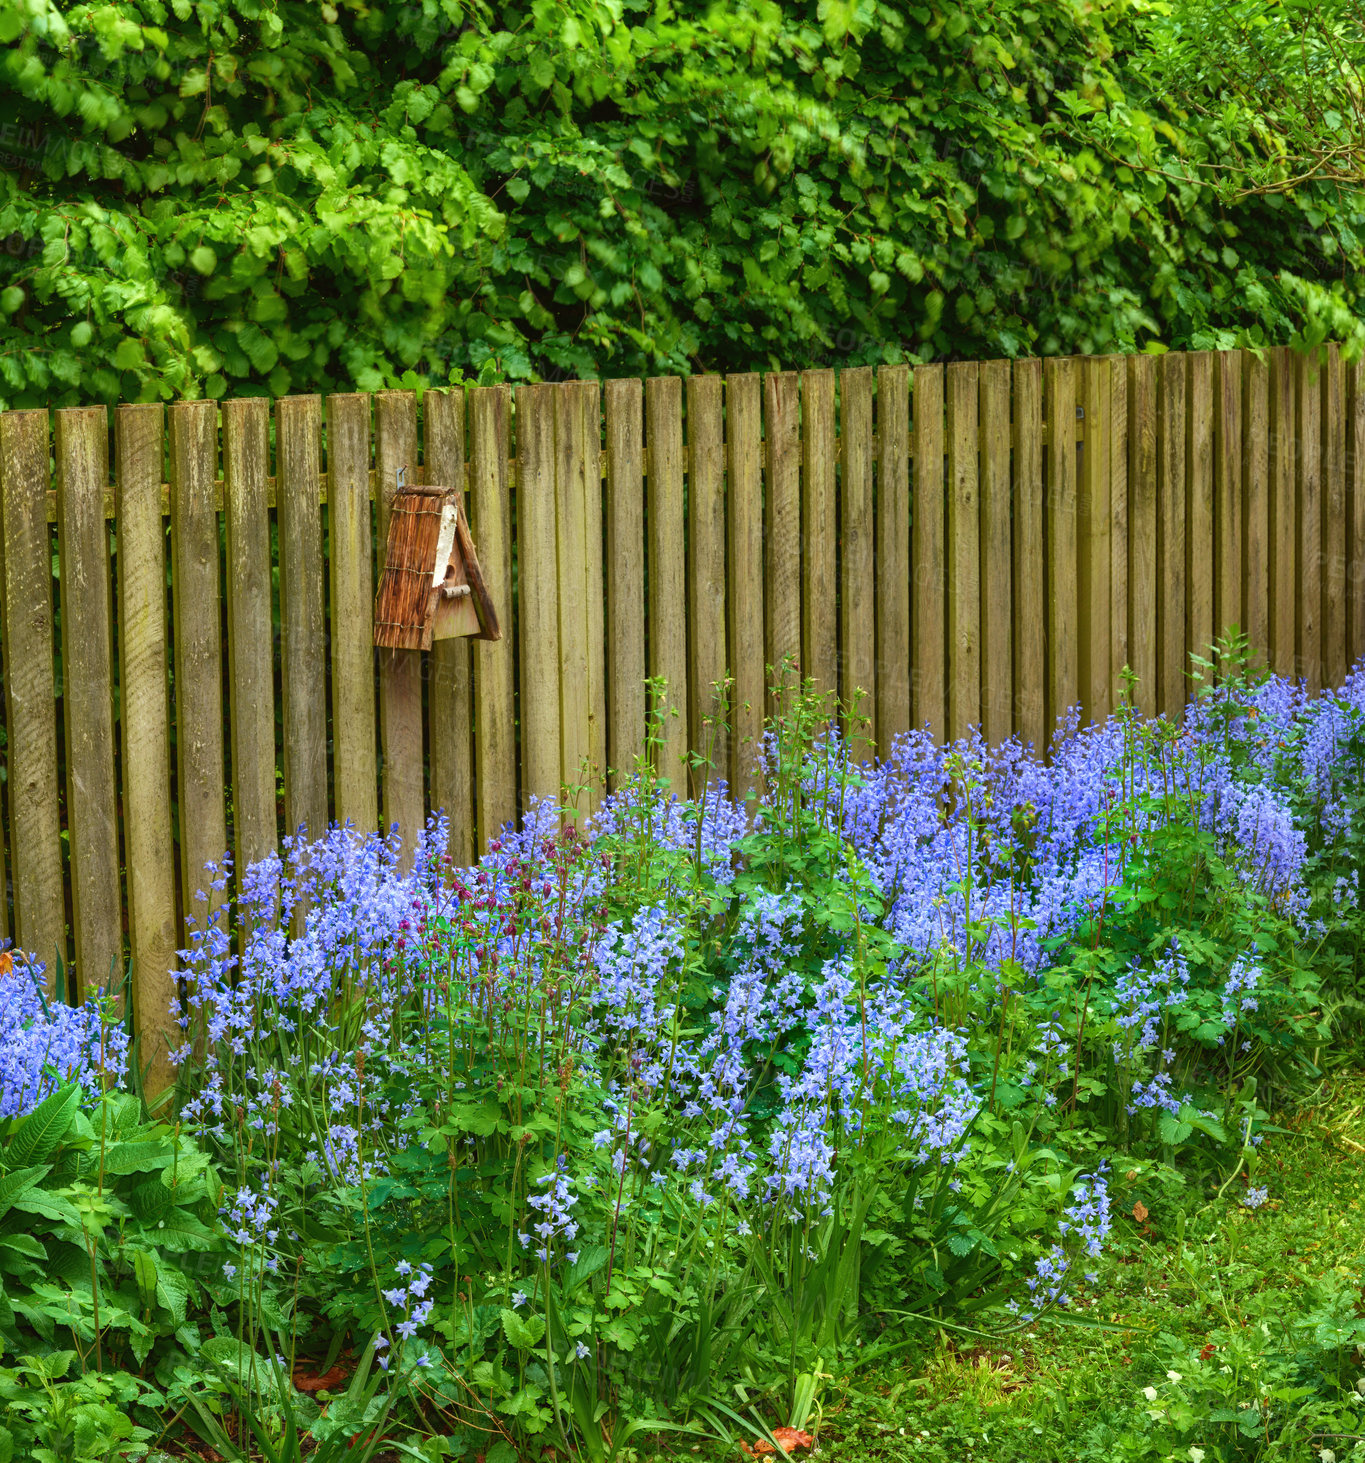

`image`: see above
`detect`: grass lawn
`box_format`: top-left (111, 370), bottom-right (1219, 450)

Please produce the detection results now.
top-left (806, 1075), bottom-right (1365, 1463)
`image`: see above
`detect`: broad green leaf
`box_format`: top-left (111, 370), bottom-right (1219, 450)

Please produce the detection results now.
top-left (4, 1085), bottom-right (79, 1170)
top-left (0, 1166), bottom-right (51, 1222)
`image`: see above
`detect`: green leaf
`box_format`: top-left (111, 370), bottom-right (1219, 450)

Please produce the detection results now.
top-left (0, 1233), bottom-right (47, 1261)
top-left (501, 1306), bottom-right (546, 1350)
top-left (4, 1085), bottom-right (79, 1170)
top-left (1179, 1105), bottom-right (1228, 1145)
top-left (132, 1248), bottom-right (158, 1308)
top-left (113, 338), bottom-right (146, 371)
top-left (11, 1189), bottom-right (83, 1229)
top-left (101, 1140), bottom-right (174, 1175)
top-left (140, 1209), bottom-right (219, 1252)
top-left (1158, 1113), bottom-right (1194, 1146)
top-left (0, 1166), bottom-right (52, 1221)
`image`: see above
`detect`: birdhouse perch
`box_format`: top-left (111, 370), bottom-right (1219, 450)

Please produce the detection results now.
top-left (374, 482), bottom-right (501, 650)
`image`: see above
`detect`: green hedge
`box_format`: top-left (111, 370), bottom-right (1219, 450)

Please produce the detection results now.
top-left (0, 0), bottom-right (1361, 407)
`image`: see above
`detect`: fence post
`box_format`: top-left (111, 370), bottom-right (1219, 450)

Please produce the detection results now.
top-left (726, 372), bottom-right (763, 796)
top-left (0, 410), bottom-right (61, 976)
top-left (222, 398), bottom-right (277, 876)
top-left (470, 385), bottom-right (515, 850)
top-left (764, 372), bottom-right (801, 719)
top-left (1296, 349), bottom-right (1323, 692)
top-left (327, 393), bottom-right (379, 837)
top-left (168, 401), bottom-right (228, 924)
top-left (1080, 357), bottom-right (1113, 725)
top-left (55, 406), bottom-right (119, 1003)
top-left (876, 364), bottom-right (912, 752)
top-left (605, 378), bottom-right (645, 790)
top-left (1213, 351), bottom-right (1244, 650)
top-left (424, 388), bottom-right (475, 863)
top-left (1269, 347), bottom-right (1297, 678)
top-left (115, 404), bottom-right (178, 1092)
top-left (1011, 360), bottom-right (1044, 749)
top-left (1186, 352), bottom-right (1216, 687)
top-left (979, 360), bottom-right (1012, 745)
top-left (686, 374), bottom-right (726, 788)
top-left (646, 376), bottom-right (688, 799)
top-left (946, 362), bottom-right (980, 742)
top-left (1046, 356), bottom-right (1079, 734)
top-left (518, 383), bottom-right (560, 808)
top-left (1322, 345), bottom-right (1346, 690)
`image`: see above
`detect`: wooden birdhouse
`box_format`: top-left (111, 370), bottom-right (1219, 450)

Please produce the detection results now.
top-left (373, 480), bottom-right (501, 650)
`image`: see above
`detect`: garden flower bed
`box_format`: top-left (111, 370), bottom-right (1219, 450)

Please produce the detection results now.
top-left (3, 654), bottom-right (1365, 1462)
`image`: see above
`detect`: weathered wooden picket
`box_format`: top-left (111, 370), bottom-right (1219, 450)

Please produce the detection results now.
top-left (1, 345), bottom-right (1362, 1081)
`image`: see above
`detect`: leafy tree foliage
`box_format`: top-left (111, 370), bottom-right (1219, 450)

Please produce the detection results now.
top-left (0, 0), bottom-right (1362, 407)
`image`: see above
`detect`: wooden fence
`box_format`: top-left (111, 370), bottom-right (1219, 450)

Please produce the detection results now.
top-left (1, 345), bottom-right (1363, 1080)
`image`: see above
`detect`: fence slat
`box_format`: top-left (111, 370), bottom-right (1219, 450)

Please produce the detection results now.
top-left (840, 367), bottom-right (876, 753)
top-left (1046, 356), bottom-right (1079, 733)
top-left (1323, 345), bottom-right (1346, 690)
top-left (1244, 351), bottom-right (1271, 658)
top-left (278, 395), bottom-right (328, 843)
top-left (1080, 357), bottom-right (1113, 724)
top-left (1297, 349), bottom-right (1323, 692)
top-left (946, 362), bottom-right (980, 740)
top-left (326, 393), bottom-right (378, 835)
top-left (1349, 359), bottom-right (1365, 671)
top-left (764, 371), bottom-right (801, 711)
top-left (1110, 357), bottom-right (1130, 701)
top-left (877, 363), bottom-right (912, 749)
top-left (115, 404), bottom-right (177, 1087)
top-left (168, 401), bottom-right (228, 916)
top-left (424, 388), bottom-right (474, 862)
top-left (374, 392), bottom-right (424, 852)
top-left (726, 372), bottom-right (763, 794)
top-left (605, 379), bottom-right (645, 789)
top-left (55, 406), bottom-right (119, 999)
top-left (1269, 347), bottom-right (1297, 677)
top-left (1, 410), bottom-right (62, 971)
top-left (1157, 353), bottom-right (1187, 716)
top-left (1012, 359), bottom-right (1044, 747)
top-left (801, 370), bottom-right (837, 706)
top-left (979, 360), bottom-right (1012, 744)
top-left (581, 381), bottom-right (606, 815)
top-left (555, 383), bottom-right (590, 809)
top-left (1127, 355), bottom-right (1158, 718)
top-left (470, 385), bottom-right (515, 848)
top-left (1187, 352), bottom-right (1215, 676)
top-left (646, 376), bottom-right (688, 798)
top-left (686, 374), bottom-right (726, 782)
top-left (518, 384), bottom-right (560, 806)
top-left (913, 363), bottom-right (946, 740)
top-left (222, 398), bottom-right (277, 875)
top-left (1214, 351), bottom-right (1244, 645)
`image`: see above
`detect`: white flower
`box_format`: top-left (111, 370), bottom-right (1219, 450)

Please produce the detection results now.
top-left (1166, 1370), bottom-right (1183, 1383)
top-left (1142, 1386), bottom-right (1159, 1401)
top-left (1189, 1449), bottom-right (1205, 1463)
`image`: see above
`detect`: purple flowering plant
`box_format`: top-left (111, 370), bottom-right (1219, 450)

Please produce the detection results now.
top-left (152, 683), bottom-right (1134, 1454)
top-left (14, 649), bottom-right (1365, 1456)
